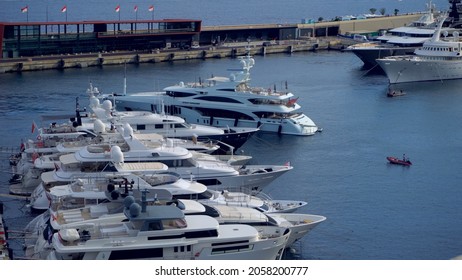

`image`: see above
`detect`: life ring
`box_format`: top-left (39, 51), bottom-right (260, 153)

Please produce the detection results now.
top-left (37, 135), bottom-right (42, 140)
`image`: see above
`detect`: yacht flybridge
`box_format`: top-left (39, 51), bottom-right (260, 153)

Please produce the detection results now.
top-left (109, 52), bottom-right (319, 136)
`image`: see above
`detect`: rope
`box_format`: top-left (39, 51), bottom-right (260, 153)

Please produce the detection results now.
top-left (360, 63), bottom-right (380, 77)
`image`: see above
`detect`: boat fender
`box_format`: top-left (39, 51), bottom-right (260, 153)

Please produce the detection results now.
top-left (123, 196), bottom-right (136, 209)
top-left (210, 116), bottom-right (214, 125)
top-left (107, 183), bottom-right (115, 193)
top-left (278, 125), bottom-right (282, 134)
top-left (257, 121), bottom-right (261, 128)
top-left (129, 203), bottom-right (142, 217)
top-left (234, 118), bottom-right (239, 126)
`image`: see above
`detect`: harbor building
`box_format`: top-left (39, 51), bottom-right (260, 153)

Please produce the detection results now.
top-left (0, 19), bottom-right (202, 58)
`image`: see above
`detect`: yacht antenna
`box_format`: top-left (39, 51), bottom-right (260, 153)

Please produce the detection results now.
top-left (141, 189), bottom-right (149, 213)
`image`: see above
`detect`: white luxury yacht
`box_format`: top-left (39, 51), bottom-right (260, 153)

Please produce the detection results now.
top-left (87, 88), bottom-right (258, 152)
top-left (107, 52), bottom-right (319, 136)
top-left (377, 15), bottom-right (462, 83)
top-left (45, 196), bottom-right (290, 260)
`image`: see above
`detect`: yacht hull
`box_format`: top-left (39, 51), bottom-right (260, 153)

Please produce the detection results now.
top-left (377, 58), bottom-right (462, 83)
top-left (269, 213), bottom-right (327, 247)
top-left (348, 45), bottom-right (417, 68)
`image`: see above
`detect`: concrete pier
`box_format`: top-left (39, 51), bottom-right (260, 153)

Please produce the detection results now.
top-left (0, 13), bottom-right (422, 73)
top-left (0, 38), bottom-right (342, 73)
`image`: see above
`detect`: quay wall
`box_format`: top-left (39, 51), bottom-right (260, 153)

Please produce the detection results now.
top-left (0, 14), bottom-right (422, 74)
top-left (0, 38), bottom-right (339, 73)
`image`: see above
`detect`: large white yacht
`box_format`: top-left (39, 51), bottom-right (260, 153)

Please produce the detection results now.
top-left (24, 175), bottom-right (308, 258)
top-left (45, 197), bottom-right (290, 260)
top-left (377, 15), bottom-right (462, 83)
top-left (346, 1), bottom-right (440, 69)
top-left (108, 52), bottom-right (319, 136)
top-left (88, 88), bottom-right (258, 152)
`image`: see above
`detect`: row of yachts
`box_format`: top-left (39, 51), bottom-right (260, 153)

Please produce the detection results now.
top-left (6, 69), bottom-right (325, 259)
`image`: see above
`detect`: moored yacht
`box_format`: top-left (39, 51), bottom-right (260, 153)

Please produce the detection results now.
top-left (46, 196), bottom-right (289, 260)
top-left (88, 90), bottom-right (258, 152)
top-left (108, 52), bottom-right (319, 136)
top-left (376, 15), bottom-right (462, 83)
top-left (346, 1), bottom-right (440, 68)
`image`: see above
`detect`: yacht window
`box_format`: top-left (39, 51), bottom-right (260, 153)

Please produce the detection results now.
top-left (148, 221), bottom-right (163, 230)
top-left (194, 96), bottom-right (243, 103)
top-left (196, 178), bottom-right (222, 186)
top-left (174, 123), bottom-right (187, 128)
top-left (155, 124), bottom-right (163, 129)
top-left (136, 124), bottom-right (146, 130)
top-left (184, 230), bottom-right (218, 238)
top-left (211, 245), bottom-right (252, 255)
top-left (166, 91), bottom-right (196, 98)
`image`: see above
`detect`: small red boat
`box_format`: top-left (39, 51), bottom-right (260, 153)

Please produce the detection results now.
top-left (387, 156), bottom-right (412, 166)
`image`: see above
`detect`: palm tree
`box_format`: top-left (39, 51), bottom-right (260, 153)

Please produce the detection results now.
top-left (394, 9), bottom-right (399, 16)
top-left (380, 8), bottom-right (386, 15)
top-left (369, 8), bottom-right (377, 15)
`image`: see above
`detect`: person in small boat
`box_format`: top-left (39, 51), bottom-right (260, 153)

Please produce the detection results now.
top-left (403, 154), bottom-right (406, 162)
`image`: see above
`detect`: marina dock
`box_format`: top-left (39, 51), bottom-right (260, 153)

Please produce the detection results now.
top-left (0, 14), bottom-right (422, 73)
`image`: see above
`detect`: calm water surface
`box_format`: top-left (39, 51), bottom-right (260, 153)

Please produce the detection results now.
top-left (1, 50), bottom-right (461, 260)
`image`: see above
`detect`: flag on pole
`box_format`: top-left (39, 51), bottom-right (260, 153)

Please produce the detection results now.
top-left (134, 5), bottom-right (138, 12)
top-left (115, 5), bottom-right (120, 12)
top-left (148, 5), bottom-right (154, 12)
top-left (21, 6), bottom-right (28, 13)
top-left (61, 5), bottom-right (67, 13)
top-left (287, 97), bottom-right (299, 107)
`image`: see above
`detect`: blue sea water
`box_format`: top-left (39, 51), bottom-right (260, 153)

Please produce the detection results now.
top-left (1, 0), bottom-right (462, 261)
